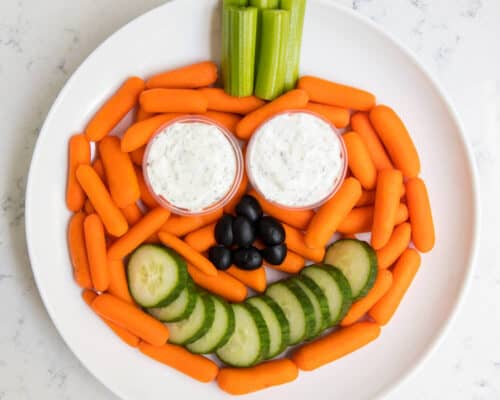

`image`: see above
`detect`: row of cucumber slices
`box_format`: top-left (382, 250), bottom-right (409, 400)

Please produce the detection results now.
top-left (126, 239), bottom-right (377, 367)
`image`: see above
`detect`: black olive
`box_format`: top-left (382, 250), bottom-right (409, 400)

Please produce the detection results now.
top-left (233, 246), bottom-right (263, 270)
top-left (208, 246), bottom-right (232, 270)
top-left (232, 216), bottom-right (256, 247)
top-left (257, 216), bottom-right (286, 246)
top-left (214, 214), bottom-right (234, 246)
top-left (261, 243), bottom-right (287, 265)
top-left (236, 195), bottom-right (263, 223)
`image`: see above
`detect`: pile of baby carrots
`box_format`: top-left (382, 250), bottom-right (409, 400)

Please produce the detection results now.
top-left (66, 60), bottom-right (435, 395)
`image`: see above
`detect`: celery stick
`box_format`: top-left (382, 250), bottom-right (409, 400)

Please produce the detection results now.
top-left (280, 0), bottom-right (306, 91)
top-left (223, 0), bottom-right (248, 6)
top-left (249, 0), bottom-right (280, 74)
top-left (254, 10), bottom-right (290, 100)
top-left (249, 0), bottom-right (279, 8)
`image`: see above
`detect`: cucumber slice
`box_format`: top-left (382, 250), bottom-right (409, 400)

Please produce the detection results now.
top-left (127, 244), bottom-right (187, 308)
top-left (324, 239), bottom-right (378, 300)
top-left (148, 279), bottom-right (198, 322)
top-left (266, 280), bottom-right (314, 345)
top-left (296, 275), bottom-right (331, 332)
top-left (301, 265), bottom-right (352, 326)
top-left (187, 296), bottom-right (235, 354)
top-left (247, 295), bottom-right (290, 358)
top-left (216, 303), bottom-right (270, 367)
top-left (167, 293), bottom-right (215, 345)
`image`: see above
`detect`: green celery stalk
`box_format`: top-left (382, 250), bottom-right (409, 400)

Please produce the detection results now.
top-left (280, 0), bottom-right (306, 91)
top-left (249, 0), bottom-right (280, 74)
top-left (254, 10), bottom-right (290, 100)
top-left (249, 0), bottom-right (279, 8)
top-left (222, 0), bottom-right (248, 6)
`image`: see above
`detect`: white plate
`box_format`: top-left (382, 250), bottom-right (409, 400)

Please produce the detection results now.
top-left (25, 0), bottom-right (479, 399)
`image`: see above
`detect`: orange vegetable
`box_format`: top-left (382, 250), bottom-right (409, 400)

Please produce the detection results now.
top-left (161, 210), bottom-right (223, 237)
top-left (107, 259), bottom-right (134, 304)
top-left (217, 359), bottom-right (298, 395)
top-left (184, 223), bottom-right (216, 253)
top-left (85, 77), bottom-right (145, 141)
top-left (68, 212), bottom-right (93, 289)
top-left (66, 134), bottom-right (91, 211)
top-left (83, 214), bottom-right (109, 292)
top-left (356, 190), bottom-right (375, 207)
top-left (135, 107), bottom-right (155, 122)
top-left (224, 171), bottom-right (249, 214)
top-left (305, 102), bottom-right (350, 128)
top-left (187, 264), bottom-right (247, 302)
top-left (204, 111), bottom-right (241, 133)
top-left (283, 224), bottom-right (325, 263)
top-left (405, 178), bottom-right (435, 252)
top-left (369, 105), bottom-right (420, 178)
top-left (265, 250), bottom-right (305, 274)
top-left (227, 266), bottom-right (267, 292)
top-left (120, 202), bottom-right (143, 226)
top-left (92, 158), bottom-right (106, 182)
top-left (140, 89), bottom-right (208, 114)
top-left (146, 61), bottom-right (218, 89)
top-left (139, 342), bottom-right (218, 383)
top-left (369, 249), bottom-right (421, 325)
top-left (343, 131), bottom-right (377, 190)
top-left (305, 178), bottom-right (362, 249)
top-left (338, 203), bottom-right (408, 234)
top-left (130, 146), bottom-right (146, 167)
top-left (84, 199), bottom-right (95, 214)
top-left (236, 89), bottom-right (309, 140)
top-left (376, 223), bottom-right (412, 269)
top-left (199, 88), bottom-right (265, 114)
top-left (298, 76), bottom-right (375, 111)
top-left (134, 166), bottom-right (158, 209)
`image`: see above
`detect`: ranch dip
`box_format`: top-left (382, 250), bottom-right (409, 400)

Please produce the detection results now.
top-left (247, 112), bottom-right (345, 208)
top-left (145, 121), bottom-right (237, 211)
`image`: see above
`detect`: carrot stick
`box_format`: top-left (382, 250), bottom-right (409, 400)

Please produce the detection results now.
top-left (76, 165), bottom-right (129, 237)
top-left (405, 178), bottom-right (435, 252)
top-left (283, 224), bottom-right (325, 263)
top-left (305, 102), bottom-right (350, 128)
top-left (121, 113), bottom-right (183, 152)
top-left (108, 208), bottom-right (171, 260)
top-left (305, 177), bottom-right (362, 249)
top-left (107, 259), bottom-right (134, 304)
top-left (341, 233), bottom-right (358, 240)
top-left (376, 223), bottom-right (411, 269)
top-left (371, 169), bottom-right (403, 249)
top-left (68, 212), bottom-right (93, 289)
top-left (184, 223), bottom-right (216, 253)
top-left (235, 89), bottom-right (309, 140)
top-left (139, 342), bottom-right (218, 383)
top-left (140, 89), bottom-right (208, 114)
top-left (92, 158), bottom-right (106, 182)
top-left (340, 270), bottom-right (393, 326)
top-left (84, 214), bottom-right (109, 291)
top-left (227, 266), bottom-right (267, 292)
top-left (199, 88), bottom-right (266, 114)
top-left (99, 136), bottom-right (140, 208)
top-left (159, 232), bottom-right (217, 277)
top-left (338, 203), bottom-right (408, 234)
top-left (146, 61), bottom-right (218, 89)
top-left (85, 77), bottom-right (145, 141)
top-left (135, 106), bottom-right (155, 122)
top-left (291, 322), bottom-right (381, 371)
top-left (84, 199), bottom-right (95, 214)
top-left (66, 134), bottom-right (91, 211)
top-left (133, 166), bottom-right (158, 209)
top-left (130, 146), bottom-right (146, 167)
top-left (369, 249), bottom-right (421, 325)
top-left (298, 76), bottom-right (376, 111)
top-left (343, 131), bottom-right (377, 190)
top-left (204, 111), bottom-right (241, 133)
top-left (351, 112), bottom-right (393, 171)
top-left (356, 190), bottom-right (375, 207)
top-left (187, 264), bottom-right (247, 302)
top-left (92, 293), bottom-right (169, 346)
top-left (120, 202), bottom-right (143, 226)
top-left (217, 359), bottom-right (298, 395)
top-left (248, 189), bottom-right (314, 230)
top-left (160, 210), bottom-right (223, 237)
top-left (265, 250), bottom-right (305, 274)
top-left (224, 171), bottom-right (249, 214)
top-left (82, 290), bottom-right (139, 347)
top-left (369, 105), bottom-right (420, 178)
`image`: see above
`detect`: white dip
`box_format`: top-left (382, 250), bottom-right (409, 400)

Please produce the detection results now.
top-left (247, 112), bottom-right (344, 207)
top-left (146, 121), bottom-right (237, 211)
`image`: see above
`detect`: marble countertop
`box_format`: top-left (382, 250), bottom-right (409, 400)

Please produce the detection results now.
top-left (1, 0), bottom-right (499, 398)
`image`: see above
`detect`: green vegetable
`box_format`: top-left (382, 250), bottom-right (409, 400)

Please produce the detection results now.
top-left (148, 279), bottom-right (198, 322)
top-left (249, 0), bottom-right (280, 73)
top-left (223, 0), bottom-right (248, 5)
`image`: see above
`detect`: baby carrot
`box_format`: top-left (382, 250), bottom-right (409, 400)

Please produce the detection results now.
top-left (405, 178), bottom-right (435, 252)
top-left (291, 322), bottom-right (381, 371)
top-left (66, 134), bottom-right (91, 211)
top-left (340, 270), bottom-right (393, 326)
top-left (350, 112), bottom-right (393, 171)
top-left (92, 158), bottom-right (106, 182)
top-left (159, 232), bottom-right (217, 277)
top-left (305, 178), bottom-right (362, 249)
top-left (99, 136), bottom-right (140, 208)
top-left (76, 165), bottom-right (129, 237)
top-left (134, 166), bottom-right (158, 209)
top-left (227, 266), bottom-right (267, 292)
top-left (130, 146), bottom-right (146, 167)
top-left (84, 199), bottom-right (95, 214)
top-left (135, 107), bottom-right (155, 122)
top-left (160, 210), bottom-right (223, 237)
top-left (305, 102), bottom-right (350, 128)
top-left (356, 190), bottom-right (375, 207)
top-left (140, 89), bottom-right (208, 114)
top-left (184, 223), bottom-right (216, 253)
top-left (338, 203), bottom-right (408, 234)
top-left (235, 89), bottom-right (309, 140)
top-left (68, 212), bottom-right (93, 289)
top-left (224, 171), bottom-right (249, 214)
top-left (376, 223), bottom-right (411, 269)
top-left (218, 359), bottom-right (298, 395)
top-left (298, 76), bottom-right (375, 111)
top-left (369, 249), bottom-right (421, 325)
top-left (199, 88), bottom-right (266, 114)
top-left (84, 214), bottom-right (109, 292)
top-left (369, 105), bottom-right (420, 178)
top-left (82, 290), bottom-right (139, 347)
top-left (107, 259), bottom-right (134, 304)
top-left (187, 264), bottom-right (247, 302)
top-left (283, 224), bottom-right (325, 263)
top-left (204, 111), bottom-right (241, 133)
top-left (343, 131), bottom-right (377, 190)
top-left (139, 342), bottom-right (219, 383)
top-left (120, 202), bottom-right (143, 226)
top-left (146, 61), bottom-right (218, 89)
top-left (85, 77), bottom-right (145, 141)
top-left (371, 169), bottom-right (403, 249)
top-left (265, 250), bottom-right (305, 274)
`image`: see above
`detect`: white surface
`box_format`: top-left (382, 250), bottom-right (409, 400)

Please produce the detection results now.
top-left (0, 1), bottom-right (498, 400)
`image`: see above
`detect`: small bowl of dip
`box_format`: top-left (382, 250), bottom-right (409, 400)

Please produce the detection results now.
top-left (143, 116), bottom-right (244, 216)
top-left (246, 110), bottom-right (348, 210)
